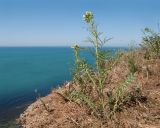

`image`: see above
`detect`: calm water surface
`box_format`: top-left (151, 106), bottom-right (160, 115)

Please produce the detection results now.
top-left (0, 47), bottom-right (124, 127)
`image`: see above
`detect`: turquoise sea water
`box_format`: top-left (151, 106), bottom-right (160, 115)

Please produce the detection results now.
top-left (0, 47), bottom-right (74, 127)
top-left (0, 47), bottom-right (124, 127)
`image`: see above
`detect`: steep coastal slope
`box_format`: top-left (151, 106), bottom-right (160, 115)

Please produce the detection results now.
top-left (18, 51), bottom-right (160, 128)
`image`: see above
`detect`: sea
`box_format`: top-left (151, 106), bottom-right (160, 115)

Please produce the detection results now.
top-left (0, 47), bottom-right (125, 127)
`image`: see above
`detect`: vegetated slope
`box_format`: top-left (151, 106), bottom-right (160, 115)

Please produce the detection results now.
top-left (18, 50), bottom-right (160, 128)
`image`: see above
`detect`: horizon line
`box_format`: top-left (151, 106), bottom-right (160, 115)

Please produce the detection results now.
top-left (0, 45), bottom-right (130, 48)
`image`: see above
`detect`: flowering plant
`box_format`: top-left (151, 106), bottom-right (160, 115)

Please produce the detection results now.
top-left (83, 11), bottom-right (93, 23)
top-left (69, 11), bottom-right (112, 118)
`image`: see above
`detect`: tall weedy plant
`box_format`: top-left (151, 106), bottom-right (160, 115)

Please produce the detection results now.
top-left (69, 11), bottom-right (111, 117)
top-left (69, 11), bottom-right (136, 119)
top-left (83, 11), bottom-right (111, 114)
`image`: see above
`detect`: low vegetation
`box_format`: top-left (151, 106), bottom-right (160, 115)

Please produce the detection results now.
top-left (140, 26), bottom-right (160, 59)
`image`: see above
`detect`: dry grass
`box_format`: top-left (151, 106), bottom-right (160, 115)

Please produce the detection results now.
top-left (18, 51), bottom-right (160, 128)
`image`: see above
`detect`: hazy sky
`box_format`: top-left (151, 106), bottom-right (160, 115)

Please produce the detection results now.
top-left (0, 0), bottom-right (160, 47)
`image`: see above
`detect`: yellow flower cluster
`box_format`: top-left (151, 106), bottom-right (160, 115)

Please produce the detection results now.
top-left (83, 11), bottom-right (93, 23)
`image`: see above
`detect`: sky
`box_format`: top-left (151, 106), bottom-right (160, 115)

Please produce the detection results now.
top-left (0, 0), bottom-right (160, 47)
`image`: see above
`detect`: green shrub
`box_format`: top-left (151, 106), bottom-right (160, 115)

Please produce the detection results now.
top-left (140, 27), bottom-right (160, 59)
